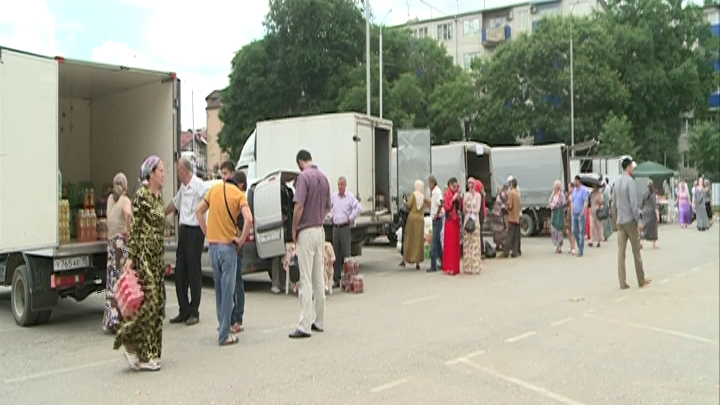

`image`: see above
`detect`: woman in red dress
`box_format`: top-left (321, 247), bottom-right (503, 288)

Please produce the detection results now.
top-left (443, 177), bottom-right (463, 275)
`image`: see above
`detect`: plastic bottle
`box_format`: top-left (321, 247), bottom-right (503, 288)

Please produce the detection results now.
top-left (91, 209), bottom-right (97, 240)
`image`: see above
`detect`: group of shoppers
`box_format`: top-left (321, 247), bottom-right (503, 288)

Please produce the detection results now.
top-left (676, 177), bottom-right (713, 231)
top-left (104, 155), bottom-right (254, 371)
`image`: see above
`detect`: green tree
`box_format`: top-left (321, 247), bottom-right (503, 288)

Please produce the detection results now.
top-left (597, 112), bottom-right (637, 156)
top-left (601, 0), bottom-right (718, 167)
top-left (473, 16), bottom-right (629, 146)
top-left (688, 120), bottom-right (720, 180)
top-left (428, 73), bottom-right (476, 143)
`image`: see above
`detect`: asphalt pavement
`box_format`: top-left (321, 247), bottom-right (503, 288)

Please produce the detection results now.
top-left (0, 224), bottom-right (718, 405)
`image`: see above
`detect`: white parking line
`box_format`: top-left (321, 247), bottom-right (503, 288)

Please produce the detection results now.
top-left (550, 317), bottom-right (574, 327)
top-left (613, 296), bottom-right (629, 302)
top-left (584, 314), bottom-right (719, 346)
top-left (446, 350), bottom-right (486, 365)
top-left (370, 377), bottom-right (410, 393)
top-left (457, 360), bottom-right (588, 405)
top-left (660, 279), bottom-right (670, 284)
top-left (402, 295), bottom-right (438, 305)
top-left (5, 359), bottom-right (118, 384)
top-left (505, 331), bottom-right (537, 343)
top-left (676, 272), bottom-right (687, 278)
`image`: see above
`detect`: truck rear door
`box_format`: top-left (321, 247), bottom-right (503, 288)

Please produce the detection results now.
top-left (397, 129), bottom-right (432, 207)
top-left (0, 49), bottom-right (59, 253)
top-left (252, 172), bottom-right (287, 259)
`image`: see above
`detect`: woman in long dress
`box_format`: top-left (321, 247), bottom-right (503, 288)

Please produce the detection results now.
top-left (677, 181), bottom-right (692, 228)
top-left (589, 185), bottom-right (604, 248)
top-left (114, 155), bottom-right (167, 372)
top-left (401, 179), bottom-right (427, 269)
top-left (443, 178), bottom-right (463, 276)
top-left (640, 180), bottom-right (659, 249)
top-left (549, 180), bottom-right (565, 253)
top-left (694, 180), bottom-right (710, 231)
top-left (103, 172), bottom-right (132, 334)
top-left (462, 179), bottom-right (482, 274)
top-left (491, 186), bottom-right (508, 253)
top-left (565, 182), bottom-right (577, 255)
top-left (602, 181), bottom-right (613, 240)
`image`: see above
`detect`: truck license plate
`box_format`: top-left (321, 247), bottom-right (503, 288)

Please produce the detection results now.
top-left (53, 256), bottom-right (90, 272)
top-left (257, 229), bottom-right (282, 243)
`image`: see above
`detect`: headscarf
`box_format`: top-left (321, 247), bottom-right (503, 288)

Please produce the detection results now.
top-left (111, 172), bottom-right (128, 201)
top-left (413, 179), bottom-right (425, 210)
top-left (140, 155), bottom-right (161, 182)
top-left (467, 177), bottom-right (476, 194)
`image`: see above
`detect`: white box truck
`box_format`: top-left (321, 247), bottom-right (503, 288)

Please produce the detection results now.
top-left (0, 47), bottom-right (180, 326)
top-left (254, 113), bottom-right (393, 256)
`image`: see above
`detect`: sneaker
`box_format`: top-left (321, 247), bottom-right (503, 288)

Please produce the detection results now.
top-left (122, 349), bottom-right (140, 370)
top-left (138, 358), bottom-right (161, 371)
top-left (271, 286), bottom-right (281, 294)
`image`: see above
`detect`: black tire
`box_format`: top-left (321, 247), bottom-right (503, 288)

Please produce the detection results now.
top-left (11, 265), bottom-right (38, 326)
top-left (520, 213), bottom-right (534, 238)
top-left (351, 241), bottom-right (362, 256)
top-left (35, 310), bottom-right (52, 325)
top-left (387, 231), bottom-right (398, 246)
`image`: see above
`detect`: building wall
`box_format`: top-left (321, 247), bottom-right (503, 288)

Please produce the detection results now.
top-left (404, 0), bottom-right (602, 69)
top-left (206, 107), bottom-right (228, 173)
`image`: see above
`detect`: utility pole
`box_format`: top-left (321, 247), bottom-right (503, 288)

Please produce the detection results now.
top-left (569, 1), bottom-right (580, 157)
top-left (366, 0), bottom-right (371, 116)
top-left (380, 9), bottom-right (392, 119)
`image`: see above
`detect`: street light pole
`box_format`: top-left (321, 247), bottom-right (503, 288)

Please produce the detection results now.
top-left (380, 9), bottom-right (392, 119)
top-left (366, 0), bottom-right (371, 116)
top-left (569, 1), bottom-right (579, 157)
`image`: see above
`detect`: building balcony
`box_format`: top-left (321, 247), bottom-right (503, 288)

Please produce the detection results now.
top-left (482, 26), bottom-right (512, 46)
top-left (709, 91), bottom-right (720, 110)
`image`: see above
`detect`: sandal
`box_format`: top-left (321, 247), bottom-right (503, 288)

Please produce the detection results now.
top-left (231, 324), bottom-right (244, 334)
top-left (221, 334), bottom-right (239, 346)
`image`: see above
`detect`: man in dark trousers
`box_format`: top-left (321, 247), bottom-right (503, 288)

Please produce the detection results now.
top-left (165, 157), bottom-right (209, 325)
top-left (330, 176), bottom-right (362, 288)
top-left (230, 171), bottom-right (251, 333)
top-left (503, 178), bottom-right (522, 258)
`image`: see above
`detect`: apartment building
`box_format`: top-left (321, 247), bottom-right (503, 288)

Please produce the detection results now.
top-left (402, 0), bottom-right (605, 69)
top-left (205, 89), bottom-right (229, 176)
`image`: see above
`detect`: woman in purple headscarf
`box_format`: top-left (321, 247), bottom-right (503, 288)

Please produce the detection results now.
top-left (114, 155), bottom-right (167, 372)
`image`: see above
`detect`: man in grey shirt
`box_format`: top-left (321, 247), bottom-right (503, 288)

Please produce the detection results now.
top-left (614, 156), bottom-right (652, 289)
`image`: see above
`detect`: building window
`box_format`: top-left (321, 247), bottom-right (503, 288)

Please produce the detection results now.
top-left (437, 23), bottom-right (453, 40)
top-left (464, 18), bottom-right (481, 36)
top-left (542, 6), bottom-right (560, 16)
top-left (488, 17), bottom-right (507, 29)
top-left (414, 27), bottom-right (428, 38)
top-left (515, 10), bottom-right (530, 33)
top-left (464, 52), bottom-right (481, 69)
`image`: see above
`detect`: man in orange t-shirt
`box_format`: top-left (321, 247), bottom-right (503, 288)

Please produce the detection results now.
top-left (197, 161), bottom-right (253, 346)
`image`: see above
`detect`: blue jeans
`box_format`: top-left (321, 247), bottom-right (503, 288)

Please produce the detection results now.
top-left (430, 218), bottom-right (443, 270)
top-left (209, 243), bottom-right (237, 345)
top-left (572, 213), bottom-right (586, 255)
top-left (231, 251), bottom-right (245, 326)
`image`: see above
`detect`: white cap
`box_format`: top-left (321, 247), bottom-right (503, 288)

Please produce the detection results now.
top-left (507, 175), bottom-right (514, 183)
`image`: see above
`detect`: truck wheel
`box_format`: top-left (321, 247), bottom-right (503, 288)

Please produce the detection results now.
top-left (520, 214), bottom-right (534, 238)
top-left (351, 241), bottom-right (362, 256)
top-left (35, 310), bottom-right (52, 325)
top-left (11, 265), bottom-right (39, 326)
top-left (388, 232), bottom-right (398, 246)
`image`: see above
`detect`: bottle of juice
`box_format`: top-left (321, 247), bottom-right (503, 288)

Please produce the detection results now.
top-left (76, 210), bottom-right (83, 242)
top-left (91, 209), bottom-right (97, 240)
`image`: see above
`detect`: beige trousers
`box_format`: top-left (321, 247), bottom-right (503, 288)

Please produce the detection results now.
top-left (617, 222), bottom-right (646, 287)
top-left (296, 226), bottom-right (326, 333)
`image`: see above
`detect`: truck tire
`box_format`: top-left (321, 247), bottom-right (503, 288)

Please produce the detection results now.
top-left (520, 213), bottom-right (534, 238)
top-left (35, 310), bottom-right (52, 325)
top-left (351, 241), bottom-right (362, 256)
top-left (387, 231), bottom-right (398, 246)
top-left (11, 265), bottom-right (39, 326)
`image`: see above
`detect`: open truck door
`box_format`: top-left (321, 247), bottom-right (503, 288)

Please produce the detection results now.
top-left (0, 49), bottom-right (59, 254)
top-left (252, 171), bottom-right (298, 259)
top-left (396, 129), bottom-right (432, 205)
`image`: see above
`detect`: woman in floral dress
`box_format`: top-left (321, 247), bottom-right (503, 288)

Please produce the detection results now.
top-left (462, 178), bottom-right (483, 274)
top-left (549, 180), bottom-right (566, 253)
top-left (491, 186), bottom-right (508, 253)
top-left (114, 155), bottom-right (166, 372)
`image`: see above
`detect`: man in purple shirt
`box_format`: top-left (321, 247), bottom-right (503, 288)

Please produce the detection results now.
top-left (330, 176), bottom-right (363, 288)
top-left (290, 149), bottom-right (332, 339)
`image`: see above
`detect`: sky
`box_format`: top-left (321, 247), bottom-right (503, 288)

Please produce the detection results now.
top-left (0, 0), bottom-right (606, 129)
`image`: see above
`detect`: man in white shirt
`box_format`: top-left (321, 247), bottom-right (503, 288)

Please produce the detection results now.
top-left (428, 175), bottom-right (444, 272)
top-left (330, 176), bottom-right (362, 288)
top-left (165, 157), bottom-right (208, 325)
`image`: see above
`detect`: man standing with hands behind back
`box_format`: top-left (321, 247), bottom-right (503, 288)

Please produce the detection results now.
top-left (615, 156), bottom-right (652, 289)
top-left (290, 150), bottom-right (332, 339)
top-left (165, 157), bottom-right (208, 326)
top-left (503, 178), bottom-right (522, 258)
top-left (428, 175), bottom-right (443, 272)
top-left (330, 176), bottom-right (362, 288)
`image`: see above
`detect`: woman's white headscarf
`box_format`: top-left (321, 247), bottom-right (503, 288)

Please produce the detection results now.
top-left (414, 179), bottom-right (425, 210)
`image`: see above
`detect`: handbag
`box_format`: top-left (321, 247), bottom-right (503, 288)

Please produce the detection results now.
top-left (596, 204), bottom-right (609, 220)
top-left (464, 214), bottom-right (476, 233)
top-left (114, 267), bottom-right (144, 319)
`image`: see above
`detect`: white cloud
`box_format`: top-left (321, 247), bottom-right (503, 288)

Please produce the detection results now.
top-left (0, 0), bottom-right (60, 55)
